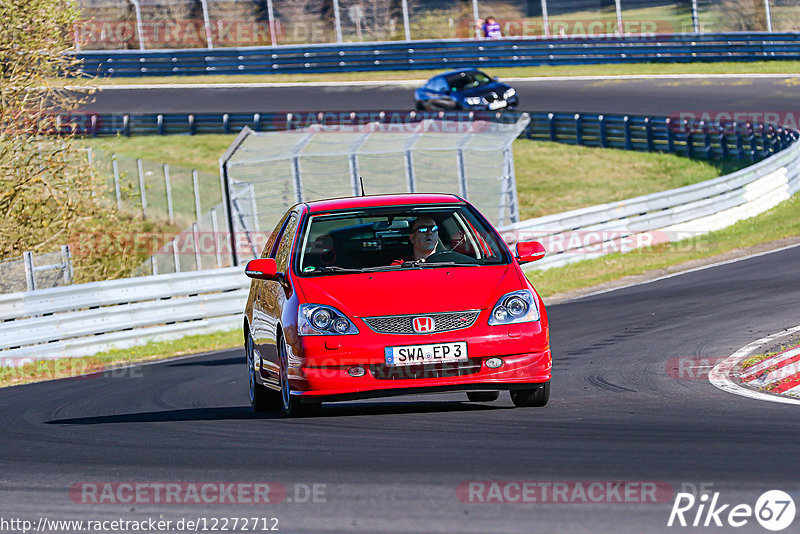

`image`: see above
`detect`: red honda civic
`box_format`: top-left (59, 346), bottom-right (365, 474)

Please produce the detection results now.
top-left (243, 193), bottom-right (551, 416)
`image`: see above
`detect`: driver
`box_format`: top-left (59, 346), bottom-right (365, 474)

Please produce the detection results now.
top-left (409, 215), bottom-right (439, 261)
top-left (391, 215), bottom-right (439, 265)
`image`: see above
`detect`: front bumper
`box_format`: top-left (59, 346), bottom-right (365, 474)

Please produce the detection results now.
top-left (287, 313), bottom-right (551, 402)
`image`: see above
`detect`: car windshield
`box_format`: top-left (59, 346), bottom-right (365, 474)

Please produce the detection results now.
top-left (447, 71), bottom-right (492, 92)
top-left (296, 204), bottom-right (509, 275)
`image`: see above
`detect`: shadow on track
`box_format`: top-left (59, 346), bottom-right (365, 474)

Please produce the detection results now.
top-left (45, 400), bottom-right (506, 425)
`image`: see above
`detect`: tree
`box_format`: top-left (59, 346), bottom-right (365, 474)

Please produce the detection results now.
top-left (0, 0), bottom-right (164, 282)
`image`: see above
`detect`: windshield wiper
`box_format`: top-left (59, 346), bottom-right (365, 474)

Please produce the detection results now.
top-left (316, 266), bottom-right (364, 273)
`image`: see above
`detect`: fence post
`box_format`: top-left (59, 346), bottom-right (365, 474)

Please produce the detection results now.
top-left (332, 0), bottom-right (343, 43)
top-left (266, 0), bottom-right (277, 46)
top-left (137, 158), bottom-right (148, 218)
top-left (541, 0), bottom-right (550, 37)
top-left (112, 154), bottom-right (122, 210)
top-left (23, 251), bottom-right (36, 292)
top-left (645, 117), bottom-right (654, 152)
top-left (401, 0), bottom-right (411, 40)
top-left (548, 113), bottom-right (557, 142)
top-left (404, 149), bottom-right (416, 192)
top-left (764, 0), bottom-right (773, 32)
top-left (574, 113), bottom-right (583, 146)
top-left (163, 164), bottom-right (174, 224)
top-left (192, 170), bottom-right (202, 223)
top-left (211, 207), bottom-right (222, 268)
top-left (61, 245), bottom-right (73, 285)
top-left (151, 255), bottom-right (158, 276)
top-left (157, 114), bottom-right (164, 135)
top-left (248, 184), bottom-right (260, 233)
top-left (735, 124), bottom-right (745, 160)
top-left (172, 239), bottom-right (181, 273)
top-left (192, 222), bottom-right (202, 271)
top-left (702, 121), bottom-right (712, 158)
top-left (188, 114), bottom-right (196, 135)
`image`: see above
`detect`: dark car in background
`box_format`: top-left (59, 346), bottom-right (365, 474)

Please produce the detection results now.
top-left (414, 68), bottom-right (519, 112)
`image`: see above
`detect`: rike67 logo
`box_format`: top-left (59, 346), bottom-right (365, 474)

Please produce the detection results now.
top-left (668, 489), bottom-right (796, 531)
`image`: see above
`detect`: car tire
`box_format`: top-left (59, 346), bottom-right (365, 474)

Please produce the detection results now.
top-left (278, 336), bottom-right (320, 417)
top-left (466, 391), bottom-right (500, 402)
top-left (246, 330), bottom-right (280, 412)
top-left (510, 382), bottom-right (550, 407)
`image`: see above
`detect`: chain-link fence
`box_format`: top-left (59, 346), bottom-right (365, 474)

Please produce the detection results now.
top-left (74, 0), bottom-right (797, 50)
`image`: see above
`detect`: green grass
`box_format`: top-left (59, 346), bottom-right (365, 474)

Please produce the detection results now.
top-left (0, 329), bottom-right (242, 388)
top-left (63, 61), bottom-right (800, 87)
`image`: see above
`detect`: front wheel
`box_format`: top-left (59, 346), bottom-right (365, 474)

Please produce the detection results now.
top-left (246, 331), bottom-right (280, 412)
top-left (510, 382), bottom-right (550, 407)
top-left (278, 337), bottom-right (320, 417)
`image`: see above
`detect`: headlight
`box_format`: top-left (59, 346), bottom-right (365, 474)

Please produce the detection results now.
top-left (504, 88), bottom-right (516, 99)
top-left (299, 304), bottom-right (359, 336)
top-left (488, 290), bottom-right (539, 325)
top-left (465, 96), bottom-right (484, 106)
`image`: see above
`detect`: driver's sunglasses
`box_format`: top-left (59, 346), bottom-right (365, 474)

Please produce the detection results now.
top-left (413, 225), bottom-right (438, 234)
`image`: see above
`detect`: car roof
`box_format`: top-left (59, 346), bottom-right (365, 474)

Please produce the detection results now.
top-left (305, 193), bottom-right (464, 213)
top-left (437, 68), bottom-right (483, 78)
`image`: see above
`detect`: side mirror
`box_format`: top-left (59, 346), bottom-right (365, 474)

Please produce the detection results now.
top-left (245, 258), bottom-right (279, 280)
top-left (515, 241), bottom-right (546, 264)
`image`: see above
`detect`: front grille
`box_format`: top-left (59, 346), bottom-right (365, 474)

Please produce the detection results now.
top-left (362, 310), bottom-right (480, 335)
top-left (370, 358), bottom-right (482, 380)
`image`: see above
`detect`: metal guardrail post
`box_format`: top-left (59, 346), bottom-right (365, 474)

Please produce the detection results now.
top-left (123, 115), bottom-right (130, 137)
top-left (702, 122), bottom-right (712, 158)
top-left (624, 116), bottom-right (632, 150)
top-left (666, 118), bottom-right (675, 153)
top-left (222, 114), bottom-right (230, 134)
top-left (112, 154), bottom-right (122, 210)
top-left (599, 115), bottom-right (608, 148)
top-left (157, 114), bottom-right (164, 135)
top-left (548, 113), bottom-right (557, 142)
top-left (188, 114), bottom-right (196, 135)
top-left (23, 251), bottom-right (36, 292)
top-left (163, 164), bottom-right (174, 224)
top-left (645, 118), bottom-right (654, 152)
top-left (719, 126), bottom-right (729, 159)
top-left (61, 245), bottom-right (73, 285)
top-left (736, 128), bottom-right (745, 160)
top-left (137, 158), bottom-right (148, 218)
top-left (575, 114), bottom-right (583, 146)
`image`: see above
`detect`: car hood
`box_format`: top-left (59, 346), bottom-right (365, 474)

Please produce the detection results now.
top-left (457, 81), bottom-right (511, 98)
top-left (295, 264), bottom-right (524, 317)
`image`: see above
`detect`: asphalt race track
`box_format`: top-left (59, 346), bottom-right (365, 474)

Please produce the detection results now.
top-left (78, 76), bottom-right (800, 117)
top-left (1, 244), bottom-right (799, 533)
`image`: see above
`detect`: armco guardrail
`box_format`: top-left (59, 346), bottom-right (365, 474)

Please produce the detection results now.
top-left (73, 33), bottom-right (800, 77)
top-left (63, 110), bottom-right (796, 163)
top-left (5, 115), bottom-right (798, 364)
top-left (502, 139), bottom-right (800, 270)
top-left (0, 268), bottom-right (248, 365)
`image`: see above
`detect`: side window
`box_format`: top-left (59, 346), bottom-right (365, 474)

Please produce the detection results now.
top-left (274, 215), bottom-right (298, 272)
top-left (433, 78), bottom-right (448, 92)
top-left (261, 211), bottom-right (291, 259)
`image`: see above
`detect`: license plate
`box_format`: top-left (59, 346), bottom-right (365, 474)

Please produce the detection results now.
top-left (488, 100), bottom-right (508, 110)
top-left (385, 342), bottom-right (468, 367)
